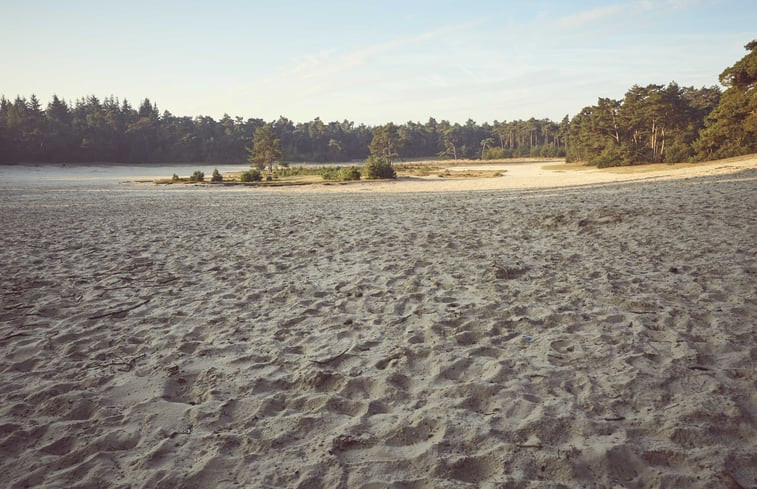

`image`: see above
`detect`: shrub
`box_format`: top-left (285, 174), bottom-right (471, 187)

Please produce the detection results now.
top-left (591, 145), bottom-right (633, 168)
top-left (172, 173), bottom-right (180, 181)
top-left (276, 166), bottom-right (324, 178)
top-left (483, 147), bottom-right (510, 160)
top-left (210, 168), bottom-right (223, 182)
top-left (663, 142), bottom-right (693, 163)
top-left (320, 167), bottom-right (340, 180)
top-left (363, 156), bottom-right (396, 179)
top-left (322, 166), bottom-right (362, 181)
top-left (339, 166), bottom-right (361, 181)
top-left (240, 169), bottom-right (262, 182)
top-left (189, 170), bottom-right (205, 182)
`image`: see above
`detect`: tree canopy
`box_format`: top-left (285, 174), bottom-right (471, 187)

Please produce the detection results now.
top-left (693, 41), bottom-right (757, 159)
top-left (565, 83), bottom-right (721, 166)
top-left (368, 123), bottom-right (400, 162)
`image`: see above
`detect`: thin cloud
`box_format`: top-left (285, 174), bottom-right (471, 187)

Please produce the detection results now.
top-left (288, 17), bottom-right (487, 80)
top-left (553, 0), bottom-right (704, 29)
top-left (552, 3), bottom-right (630, 29)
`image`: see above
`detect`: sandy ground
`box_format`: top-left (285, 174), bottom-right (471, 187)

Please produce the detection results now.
top-left (269, 155), bottom-right (757, 194)
top-left (0, 158), bottom-right (755, 488)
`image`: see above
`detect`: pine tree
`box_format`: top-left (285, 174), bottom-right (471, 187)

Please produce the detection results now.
top-left (694, 41), bottom-right (757, 159)
top-left (247, 123), bottom-right (282, 172)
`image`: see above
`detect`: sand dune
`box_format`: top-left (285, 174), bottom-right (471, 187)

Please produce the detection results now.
top-left (1, 158), bottom-right (755, 488)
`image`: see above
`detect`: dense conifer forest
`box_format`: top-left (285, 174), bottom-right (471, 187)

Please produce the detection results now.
top-left (1, 42), bottom-right (754, 166)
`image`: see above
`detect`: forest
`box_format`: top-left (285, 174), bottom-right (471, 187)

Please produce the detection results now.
top-left (1, 41), bottom-right (754, 166)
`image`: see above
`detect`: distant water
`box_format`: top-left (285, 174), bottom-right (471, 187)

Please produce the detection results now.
top-left (0, 163), bottom-right (254, 188)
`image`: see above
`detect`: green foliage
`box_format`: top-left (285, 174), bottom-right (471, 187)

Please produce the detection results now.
top-left (240, 169), bottom-right (262, 182)
top-left (210, 168), bottom-right (223, 182)
top-left (321, 166), bottom-right (361, 181)
top-left (339, 166), bottom-right (361, 180)
top-left (693, 41), bottom-right (757, 160)
top-left (275, 166), bottom-right (323, 177)
top-left (591, 144), bottom-right (634, 168)
top-left (483, 147), bottom-right (510, 159)
top-left (664, 141), bottom-right (693, 163)
top-left (189, 170), bottom-right (204, 182)
top-left (363, 156), bottom-right (396, 179)
top-left (0, 94), bottom-right (567, 165)
top-left (247, 123), bottom-right (283, 171)
top-left (172, 173), bottom-right (180, 181)
top-left (567, 83), bottom-right (721, 165)
top-left (369, 123), bottom-right (400, 162)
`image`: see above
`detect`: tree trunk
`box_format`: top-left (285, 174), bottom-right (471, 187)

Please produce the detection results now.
top-left (650, 118), bottom-right (657, 162)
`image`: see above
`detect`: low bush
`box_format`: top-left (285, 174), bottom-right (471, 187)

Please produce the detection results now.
top-left (189, 170), bottom-right (205, 182)
top-left (591, 145), bottom-right (634, 168)
top-left (320, 167), bottom-right (340, 180)
top-left (275, 166), bottom-right (323, 178)
top-left (240, 169), bottom-right (262, 182)
top-left (339, 166), bottom-right (361, 180)
top-left (363, 156), bottom-right (396, 179)
top-left (210, 168), bottom-right (223, 182)
top-left (321, 166), bottom-right (361, 181)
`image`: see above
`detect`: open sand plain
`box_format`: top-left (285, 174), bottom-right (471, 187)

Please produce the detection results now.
top-left (1, 158), bottom-right (755, 488)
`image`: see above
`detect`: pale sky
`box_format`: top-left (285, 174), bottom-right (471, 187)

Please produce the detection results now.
top-left (1, 0), bottom-right (754, 125)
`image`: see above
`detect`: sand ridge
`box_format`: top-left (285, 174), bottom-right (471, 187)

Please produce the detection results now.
top-left (0, 161), bottom-right (755, 488)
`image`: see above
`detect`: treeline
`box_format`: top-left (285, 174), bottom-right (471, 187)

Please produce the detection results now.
top-left (565, 83), bottom-right (721, 166)
top-left (0, 96), bottom-right (374, 164)
top-left (1, 41), bottom-right (754, 166)
top-left (566, 41), bottom-right (756, 166)
top-left (0, 94), bottom-right (565, 164)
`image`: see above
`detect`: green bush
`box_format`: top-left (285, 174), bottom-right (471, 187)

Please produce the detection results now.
top-left (172, 173), bottom-right (180, 181)
top-left (591, 145), bottom-right (634, 168)
top-left (240, 169), bottom-right (262, 182)
top-left (321, 166), bottom-right (362, 181)
top-left (211, 168), bottom-right (223, 182)
top-left (483, 147), bottom-right (511, 159)
top-left (339, 166), bottom-right (361, 180)
top-left (320, 167), bottom-right (340, 180)
top-left (663, 142), bottom-right (693, 163)
top-left (189, 170), bottom-right (205, 182)
top-left (276, 166), bottom-right (322, 178)
top-left (363, 156), bottom-right (396, 179)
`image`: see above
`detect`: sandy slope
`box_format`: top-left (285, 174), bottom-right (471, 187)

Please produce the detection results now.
top-left (0, 159), bottom-right (755, 488)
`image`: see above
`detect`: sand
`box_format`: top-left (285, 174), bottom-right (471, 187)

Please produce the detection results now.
top-left (0, 158), bottom-right (755, 488)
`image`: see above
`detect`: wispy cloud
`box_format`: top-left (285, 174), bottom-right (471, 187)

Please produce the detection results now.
top-left (552, 0), bottom-right (705, 30)
top-left (552, 3), bottom-right (630, 29)
top-left (288, 17), bottom-right (487, 81)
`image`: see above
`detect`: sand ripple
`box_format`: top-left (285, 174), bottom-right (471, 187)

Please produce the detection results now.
top-left (1, 167), bottom-right (755, 488)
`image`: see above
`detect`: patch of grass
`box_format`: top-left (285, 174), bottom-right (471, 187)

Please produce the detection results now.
top-left (275, 166), bottom-right (325, 178)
